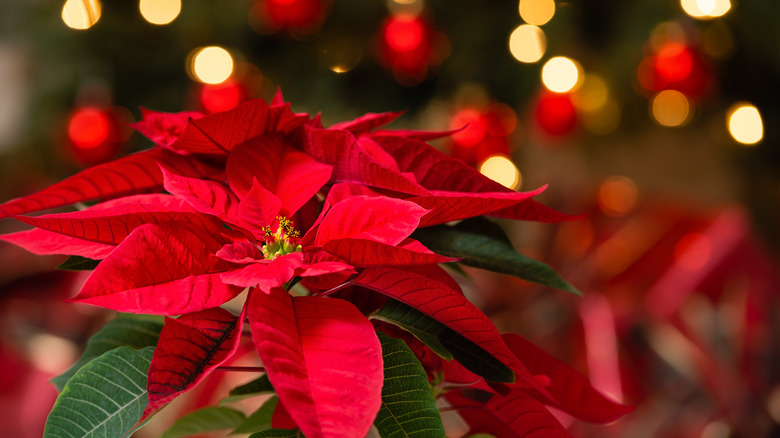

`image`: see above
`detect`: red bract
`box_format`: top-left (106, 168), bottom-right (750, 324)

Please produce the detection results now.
top-left (0, 93), bottom-right (630, 438)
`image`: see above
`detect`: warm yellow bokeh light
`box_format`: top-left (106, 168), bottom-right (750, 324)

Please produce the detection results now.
top-left (191, 46), bottom-right (234, 84)
top-left (728, 104), bottom-right (763, 145)
top-left (598, 176), bottom-right (638, 217)
top-left (518, 0), bottom-right (555, 26)
top-left (541, 56), bottom-right (582, 93)
top-left (62, 0), bottom-right (102, 30)
top-left (139, 0), bottom-right (181, 25)
top-left (573, 74), bottom-right (608, 112)
top-left (681, 0), bottom-right (731, 19)
top-left (479, 155), bottom-right (521, 190)
top-left (509, 25), bottom-right (546, 63)
top-left (651, 90), bottom-right (690, 127)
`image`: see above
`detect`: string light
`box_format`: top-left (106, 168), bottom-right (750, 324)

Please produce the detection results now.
top-left (508, 24), bottom-right (546, 63)
top-left (62, 0), bottom-right (102, 30)
top-left (139, 0), bottom-right (181, 25)
top-left (190, 46), bottom-right (234, 84)
top-left (728, 103), bottom-right (763, 145)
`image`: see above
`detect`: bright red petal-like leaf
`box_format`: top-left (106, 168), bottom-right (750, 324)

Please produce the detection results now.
top-left (143, 307), bottom-right (244, 419)
top-left (369, 128), bottom-right (459, 141)
top-left (236, 179), bottom-right (282, 233)
top-left (130, 108), bottom-right (204, 148)
top-left (303, 128), bottom-right (429, 196)
top-left (0, 228), bottom-right (115, 258)
top-left (248, 288), bottom-right (383, 438)
top-left (71, 222), bottom-right (241, 314)
top-left (350, 137), bottom-right (400, 171)
top-left (161, 167), bottom-right (240, 222)
top-left (314, 196), bottom-right (428, 247)
top-left (216, 241), bottom-right (264, 264)
top-left (323, 238), bottom-right (456, 267)
top-left (220, 252), bottom-right (303, 292)
top-left (329, 111), bottom-right (404, 135)
top-left (446, 389), bottom-right (571, 438)
top-left (227, 136), bottom-right (331, 217)
top-left (0, 147), bottom-right (219, 218)
top-left (351, 267), bottom-right (551, 396)
top-left (502, 334), bottom-right (633, 423)
top-left (409, 188), bottom-right (547, 227)
top-left (170, 99), bottom-right (308, 155)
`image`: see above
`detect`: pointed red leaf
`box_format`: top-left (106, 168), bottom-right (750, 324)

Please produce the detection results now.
top-left (323, 238), bottom-right (456, 267)
top-left (248, 288), bottom-right (383, 438)
top-left (502, 334), bottom-right (633, 423)
top-left (170, 99), bottom-right (308, 155)
top-left (161, 167), bottom-right (240, 222)
top-left (409, 188), bottom-right (547, 227)
top-left (329, 111), bottom-right (404, 135)
top-left (446, 389), bottom-right (571, 438)
top-left (236, 179), bottom-right (282, 233)
top-left (314, 196), bottom-right (428, 246)
top-left (227, 137), bottom-right (330, 217)
top-left (216, 241), bottom-right (264, 264)
top-left (130, 108), bottom-right (204, 148)
top-left (0, 228), bottom-right (115, 259)
top-left (71, 221), bottom-right (241, 314)
top-left (369, 128), bottom-right (459, 141)
top-left (350, 137), bottom-right (401, 171)
top-left (303, 128), bottom-right (429, 196)
top-left (351, 267), bottom-right (552, 396)
top-left (144, 307), bottom-right (244, 419)
top-left (0, 147), bottom-right (219, 218)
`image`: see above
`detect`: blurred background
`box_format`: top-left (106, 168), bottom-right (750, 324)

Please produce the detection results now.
top-left (0, 0), bottom-right (779, 436)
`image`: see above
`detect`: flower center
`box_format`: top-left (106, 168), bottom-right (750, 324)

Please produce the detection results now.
top-left (261, 216), bottom-right (302, 260)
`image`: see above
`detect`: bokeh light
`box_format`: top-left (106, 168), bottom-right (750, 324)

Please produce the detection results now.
top-left (62, 0), bottom-right (102, 30)
top-left (68, 108), bottom-right (110, 149)
top-left (573, 74), bottom-right (609, 112)
top-left (200, 80), bottom-right (245, 114)
top-left (681, 0), bottom-right (731, 19)
top-left (450, 108), bottom-right (486, 147)
top-left (518, 0), bottom-right (555, 26)
top-left (479, 155), bottom-right (521, 190)
top-left (190, 46), bottom-right (234, 84)
top-left (535, 91), bottom-right (577, 136)
top-left (728, 103), bottom-right (763, 145)
top-left (651, 90), bottom-right (690, 127)
top-left (598, 176), bottom-right (638, 217)
top-left (509, 25), bottom-right (546, 63)
top-left (139, 0), bottom-right (181, 25)
top-left (384, 15), bottom-right (424, 53)
top-left (541, 56), bottom-right (582, 93)
top-left (655, 43), bottom-right (693, 83)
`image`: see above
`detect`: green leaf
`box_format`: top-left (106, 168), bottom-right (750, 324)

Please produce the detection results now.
top-left (160, 406), bottom-right (247, 438)
top-left (56, 255), bottom-right (101, 271)
top-left (52, 313), bottom-right (164, 391)
top-left (232, 396), bottom-right (278, 434)
top-left (220, 374), bottom-right (275, 404)
top-left (44, 346), bottom-right (154, 438)
top-left (248, 429), bottom-right (304, 438)
top-left (373, 300), bottom-right (452, 360)
top-left (412, 216), bottom-right (581, 296)
top-left (374, 331), bottom-right (445, 438)
top-left (375, 299), bottom-right (514, 383)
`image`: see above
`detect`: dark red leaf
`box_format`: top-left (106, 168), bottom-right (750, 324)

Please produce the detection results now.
top-left (323, 238), bottom-right (456, 266)
top-left (130, 108), bottom-right (204, 148)
top-left (329, 111), bottom-right (404, 135)
top-left (143, 307), bottom-right (244, 419)
top-left (248, 288), bottom-right (383, 438)
top-left (409, 188), bottom-right (547, 227)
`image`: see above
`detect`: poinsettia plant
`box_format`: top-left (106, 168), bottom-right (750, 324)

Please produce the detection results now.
top-left (0, 92), bottom-right (632, 437)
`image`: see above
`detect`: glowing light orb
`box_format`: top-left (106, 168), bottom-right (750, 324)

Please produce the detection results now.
top-left (68, 108), bottom-right (110, 149)
top-left (518, 0), bottom-right (555, 26)
top-left (598, 176), bottom-right (638, 217)
top-left (385, 15), bottom-right (424, 53)
top-left (62, 0), bottom-right (102, 30)
top-left (509, 25), bottom-right (546, 63)
top-left (479, 155), bottom-right (521, 190)
top-left (651, 90), bottom-right (690, 127)
top-left (728, 104), bottom-right (763, 145)
top-left (139, 0), bottom-right (181, 25)
top-left (191, 46), bottom-right (234, 84)
top-left (541, 56), bottom-right (582, 93)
